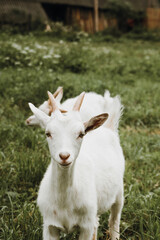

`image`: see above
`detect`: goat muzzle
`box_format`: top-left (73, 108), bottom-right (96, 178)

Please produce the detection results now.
top-left (59, 152), bottom-right (70, 161)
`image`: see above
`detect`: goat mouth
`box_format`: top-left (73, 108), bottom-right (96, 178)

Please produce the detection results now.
top-left (59, 162), bottom-right (72, 167)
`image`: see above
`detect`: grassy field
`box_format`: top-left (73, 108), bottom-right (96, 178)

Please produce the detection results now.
top-left (0, 30), bottom-right (160, 240)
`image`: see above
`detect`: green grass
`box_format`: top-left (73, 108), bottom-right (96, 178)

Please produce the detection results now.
top-left (0, 31), bottom-right (160, 240)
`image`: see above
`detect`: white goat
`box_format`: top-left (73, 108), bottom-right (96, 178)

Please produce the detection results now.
top-left (29, 92), bottom-right (125, 240)
top-left (26, 87), bottom-right (123, 133)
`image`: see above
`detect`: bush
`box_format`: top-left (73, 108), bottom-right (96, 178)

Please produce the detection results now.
top-left (0, 38), bottom-right (92, 72)
top-left (105, 0), bottom-right (145, 32)
top-left (125, 28), bottom-right (160, 41)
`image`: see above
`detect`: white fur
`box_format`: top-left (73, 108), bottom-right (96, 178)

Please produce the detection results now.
top-left (103, 90), bottom-right (124, 133)
top-left (29, 102), bottom-right (125, 240)
top-left (61, 92), bottom-right (105, 121)
top-left (26, 101), bottom-right (50, 126)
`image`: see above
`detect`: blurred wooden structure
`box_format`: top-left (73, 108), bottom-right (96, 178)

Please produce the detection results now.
top-left (0, 0), bottom-right (160, 32)
top-left (94, 0), bottom-right (99, 32)
top-left (146, 0), bottom-right (160, 29)
top-left (146, 8), bottom-right (160, 29)
top-left (64, 6), bottom-right (116, 33)
top-left (40, 0), bottom-right (117, 33)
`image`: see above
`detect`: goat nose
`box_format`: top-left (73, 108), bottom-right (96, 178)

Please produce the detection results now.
top-left (59, 152), bottom-right (70, 161)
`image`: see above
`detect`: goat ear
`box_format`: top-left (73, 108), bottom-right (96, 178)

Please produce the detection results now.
top-left (84, 113), bottom-right (109, 134)
top-left (73, 92), bottom-right (85, 111)
top-left (28, 103), bottom-right (50, 128)
top-left (53, 86), bottom-right (63, 102)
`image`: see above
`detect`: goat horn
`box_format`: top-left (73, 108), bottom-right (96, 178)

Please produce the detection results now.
top-left (53, 86), bottom-right (63, 98)
top-left (48, 86), bottom-right (63, 106)
top-left (47, 91), bottom-right (59, 113)
top-left (73, 92), bottom-right (85, 112)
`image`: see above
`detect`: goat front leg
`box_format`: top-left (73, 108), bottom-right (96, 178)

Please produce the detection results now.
top-left (108, 191), bottom-right (124, 240)
top-left (79, 215), bottom-right (99, 240)
top-left (43, 225), bottom-right (60, 240)
top-left (92, 216), bottom-right (99, 240)
top-left (79, 227), bottom-right (94, 240)
top-left (92, 227), bottom-right (98, 240)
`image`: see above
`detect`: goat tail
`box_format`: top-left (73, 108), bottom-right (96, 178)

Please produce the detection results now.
top-left (103, 90), bottom-right (124, 132)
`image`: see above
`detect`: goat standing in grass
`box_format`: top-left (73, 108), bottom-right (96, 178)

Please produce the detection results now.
top-left (29, 92), bottom-right (125, 240)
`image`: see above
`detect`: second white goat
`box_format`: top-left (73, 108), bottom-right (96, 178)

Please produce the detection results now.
top-left (26, 87), bottom-right (123, 133)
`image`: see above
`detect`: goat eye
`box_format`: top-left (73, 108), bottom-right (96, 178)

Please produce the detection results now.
top-left (78, 132), bottom-right (84, 138)
top-left (46, 132), bottom-right (52, 138)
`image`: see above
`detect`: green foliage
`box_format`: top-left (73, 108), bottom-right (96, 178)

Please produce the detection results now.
top-left (0, 39), bottom-right (92, 73)
top-left (0, 31), bottom-right (160, 240)
top-left (106, 0), bottom-right (145, 32)
top-left (45, 22), bottom-right (89, 42)
top-left (93, 27), bottom-right (160, 43)
top-left (106, 0), bottom-right (134, 18)
top-left (125, 28), bottom-right (160, 41)
top-left (59, 45), bottom-right (92, 73)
